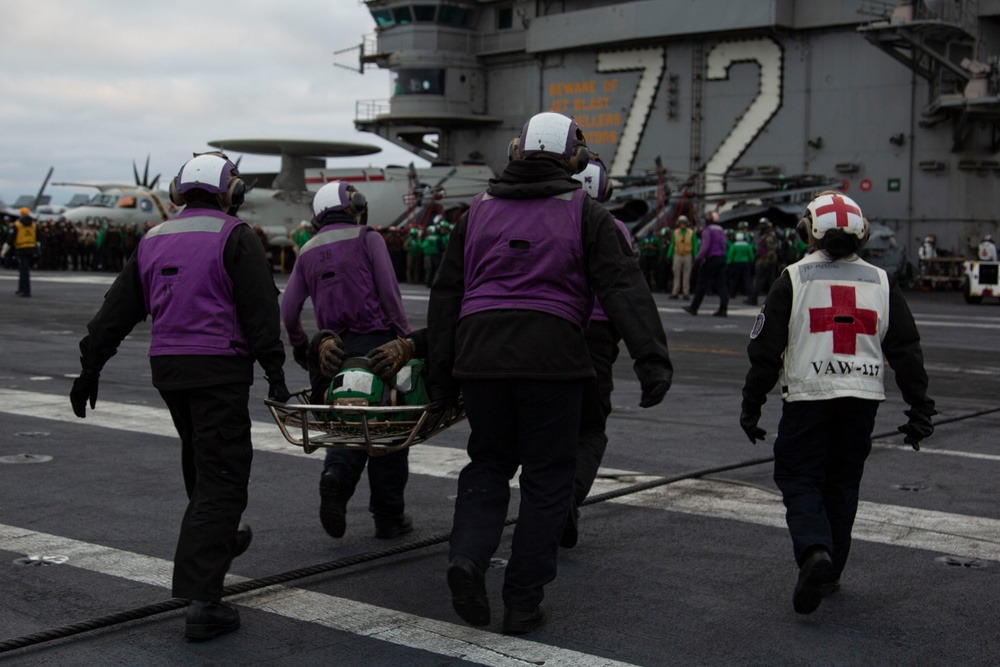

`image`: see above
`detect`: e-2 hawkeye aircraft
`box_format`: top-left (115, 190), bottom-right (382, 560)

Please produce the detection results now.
top-left (53, 157), bottom-right (175, 228)
top-left (206, 138), bottom-right (495, 248)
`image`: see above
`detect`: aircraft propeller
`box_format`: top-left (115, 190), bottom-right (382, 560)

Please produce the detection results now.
top-left (31, 166), bottom-right (55, 211)
top-left (133, 155), bottom-right (162, 191)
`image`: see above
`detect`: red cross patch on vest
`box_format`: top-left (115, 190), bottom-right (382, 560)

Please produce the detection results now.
top-left (808, 285), bottom-right (877, 355)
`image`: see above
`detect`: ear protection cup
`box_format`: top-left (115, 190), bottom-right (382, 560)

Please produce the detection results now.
top-left (348, 188), bottom-right (367, 215)
top-left (571, 144), bottom-right (590, 174)
top-left (219, 173), bottom-right (246, 212)
top-left (796, 217), bottom-right (809, 243)
top-left (507, 137), bottom-right (522, 162)
top-left (169, 176), bottom-right (185, 206)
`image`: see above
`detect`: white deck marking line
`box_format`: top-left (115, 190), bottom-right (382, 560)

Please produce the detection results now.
top-left (4, 387), bottom-right (998, 468)
top-left (605, 479), bottom-right (1000, 561)
top-left (4, 387), bottom-right (1000, 560)
top-left (0, 523), bottom-right (642, 667)
top-left (0, 387), bottom-right (471, 474)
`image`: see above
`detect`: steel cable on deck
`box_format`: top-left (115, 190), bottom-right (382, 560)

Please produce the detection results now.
top-left (2, 405), bottom-right (998, 654)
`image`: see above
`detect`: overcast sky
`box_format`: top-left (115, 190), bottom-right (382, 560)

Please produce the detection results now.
top-left (0, 0), bottom-right (425, 207)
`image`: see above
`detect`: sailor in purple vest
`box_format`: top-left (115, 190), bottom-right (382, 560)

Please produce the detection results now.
top-left (70, 152), bottom-right (289, 641)
top-left (683, 216), bottom-right (730, 316)
top-left (281, 181), bottom-right (415, 541)
top-left (560, 156), bottom-right (636, 549)
top-left (427, 112), bottom-right (673, 635)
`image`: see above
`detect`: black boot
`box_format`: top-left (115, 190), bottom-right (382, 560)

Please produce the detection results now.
top-left (185, 600), bottom-right (240, 641)
top-left (374, 513), bottom-right (413, 539)
top-left (319, 473), bottom-right (348, 538)
top-left (502, 606), bottom-right (545, 634)
top-left (793, 548), bottom-right (834, 614)
top-left (447, 555), bottom-right (490, 626)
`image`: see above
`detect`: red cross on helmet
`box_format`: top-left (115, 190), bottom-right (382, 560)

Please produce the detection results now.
top-left (806, 192), bottom-right (866, 240)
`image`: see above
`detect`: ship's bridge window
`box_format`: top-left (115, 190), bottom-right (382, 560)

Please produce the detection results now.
top-left (497, 6), bottom-right (513, 30)
top-left (393, 6), bottom-right (413, 24)
top-left (372, 9), bottom-right (394, 27)
top-left (439, 5), bottom-right (472, 26)
top-left (394, 68), bottom-right (445, 95)
top-left (413, 5), bottom-right (437, 21)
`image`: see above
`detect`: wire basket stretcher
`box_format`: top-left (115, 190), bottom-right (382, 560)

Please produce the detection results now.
top-left (265, 388), bottom-right (465, 456)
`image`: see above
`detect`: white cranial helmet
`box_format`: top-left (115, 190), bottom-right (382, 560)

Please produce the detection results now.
top-left (572, 157), bottom-right (610, 202)
top-left (169, 152), bottom-right (244, 212)
top-left (518, 112), bottom-right (590, 173)
top-left (806, 193), bottom-right (865, 239)
top-left (312, 181), bottom-right (366, 223)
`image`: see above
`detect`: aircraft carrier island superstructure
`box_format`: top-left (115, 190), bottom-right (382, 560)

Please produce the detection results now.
top-left (350, 0), bottom-right (1000, 260)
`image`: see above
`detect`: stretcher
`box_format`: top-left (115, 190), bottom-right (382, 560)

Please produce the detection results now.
top-left (265, 389), bottom-right (465, 457)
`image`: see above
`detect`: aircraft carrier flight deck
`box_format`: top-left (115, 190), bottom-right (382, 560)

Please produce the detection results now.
top-left (1, 271), bottom-right (998, 666)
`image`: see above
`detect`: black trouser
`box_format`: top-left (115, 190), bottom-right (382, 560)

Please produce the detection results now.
top-left (750, 262), bottom-right (778, 303)
top-left (451, 377), bottom-right (583, 611)
top-left (17, 250), bottom-right (33, 294)
top-left (773, 397), bottom-right (878, 577)
top-left (425, 253), bottom-right (442, 287)
top-left (160, 382), bottom-right (253, 601)
top-left (320, 330), bottom-right (409, 522)
top-left (575, 321), bottom-right (621, 506)
top-left (728, 261), bottom-right (753, 297)
top-left (689, 255), bottom-right (729, 313)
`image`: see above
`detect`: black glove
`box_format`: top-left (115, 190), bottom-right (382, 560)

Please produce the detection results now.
top-left (293, 342), bottom-right (309, 371)
top-left (427, 378), bottom-right (460, 409)
top-left (70, 369), bottom-right (100, 418)
top-left (898, 408), bottom-right (934, 451)
top-left (640, 380), bottom-right (669, 408)
top-left (635, 360), bottom-right (672, 408)
top-left (740, 405), bottom-right (767, 444)
top-left (368, 337), bottom-right (415, 380)
top-left (268, 379), bottom-right (291, 404)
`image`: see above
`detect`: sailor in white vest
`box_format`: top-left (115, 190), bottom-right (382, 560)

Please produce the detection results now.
top-left (739, 191), bottom-right (935, 616)
top-left (978, 234), bottom-right (998, 262)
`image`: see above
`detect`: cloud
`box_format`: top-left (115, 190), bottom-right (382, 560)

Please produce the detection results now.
top-left (0, 0), bottom-right (419, 206)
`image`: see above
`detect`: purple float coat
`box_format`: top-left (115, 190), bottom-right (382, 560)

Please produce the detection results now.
top-left (696, 223), bottom-right (727, 261)
top-left (592, 216), bottom-right (633, 322)
top-left (460, 189), bottom-right (594, 328)
top-left (281, 221), bottom-right (410, 347)
top-left (137, 209), bottom-right (249, 357)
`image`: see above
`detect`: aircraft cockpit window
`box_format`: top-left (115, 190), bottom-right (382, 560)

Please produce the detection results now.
top-left (393, 6), bottom-right (413, 24)
top-left (90, 194), bottom-right (120, 208)
top-left (413, 5), bottom-right (437, 21)
top-left (118, 195), bottom-right (137, 209)
top-left (372, 9), bottom-right (394, 27)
